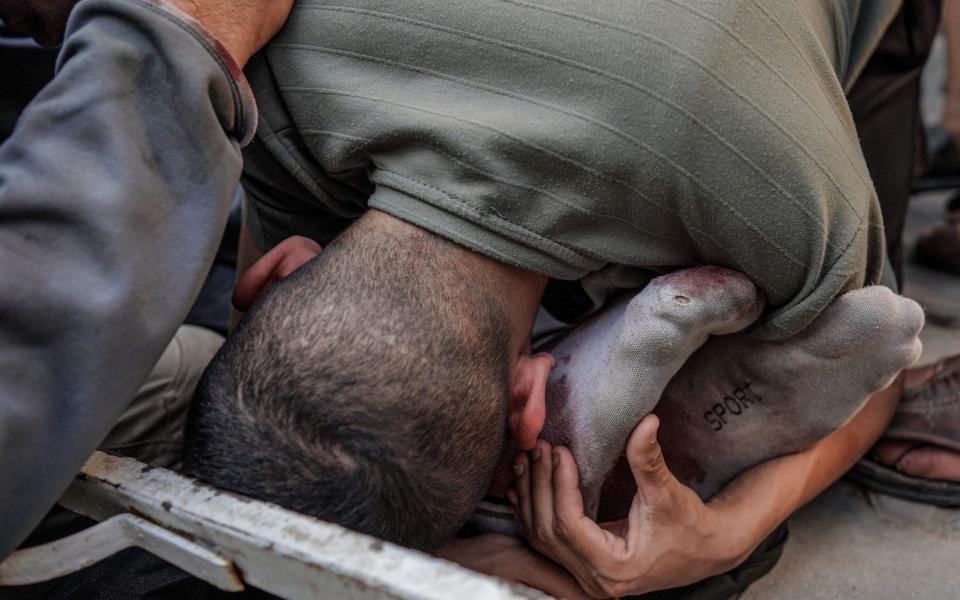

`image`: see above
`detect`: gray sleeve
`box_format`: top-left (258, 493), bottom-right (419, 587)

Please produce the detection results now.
top-left (0, 0), bottom-right (256, 559)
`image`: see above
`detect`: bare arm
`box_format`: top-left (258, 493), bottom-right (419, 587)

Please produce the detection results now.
top-left (512, 376), bottom-right (902, 598)
top-left (436, 534), bottom-right (590, 599)
top-left (710, 374), bottom-right (901, 561)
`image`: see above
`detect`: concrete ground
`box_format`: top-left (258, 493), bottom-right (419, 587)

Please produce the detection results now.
top-left (742, 481), bottom-right (960, 599)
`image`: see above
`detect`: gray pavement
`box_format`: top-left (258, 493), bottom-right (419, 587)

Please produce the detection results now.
top-left (742, 482), bottom-right (960, 599)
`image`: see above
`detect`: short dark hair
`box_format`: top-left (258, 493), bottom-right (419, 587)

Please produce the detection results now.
top-left (183, 215), bottom-right (511, 551)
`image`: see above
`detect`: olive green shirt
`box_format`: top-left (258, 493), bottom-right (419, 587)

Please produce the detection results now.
top-left (242, 0), bottom-right (901, 338)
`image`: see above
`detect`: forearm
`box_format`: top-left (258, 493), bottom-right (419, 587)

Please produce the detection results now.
top-left (0, 0), bottom-right (254, 559)
top-left (437, 535), bottom-right (589, 599)
top-left (710, 374), bottom-right (903, 565)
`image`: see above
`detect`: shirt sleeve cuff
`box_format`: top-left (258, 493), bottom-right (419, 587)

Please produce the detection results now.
top-left (74, 0), bottom-right (259, 146)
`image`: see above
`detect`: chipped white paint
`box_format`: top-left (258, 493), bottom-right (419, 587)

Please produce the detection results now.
top-left (1, 452), bottom-right (550, 600)
top-left (0, 513), bottom-right (242, 591)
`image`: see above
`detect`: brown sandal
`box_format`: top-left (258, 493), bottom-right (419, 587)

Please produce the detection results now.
top-left (848, 357), bottom-right (960, 505)
top-left (884, 356), bottom-right (960, 452)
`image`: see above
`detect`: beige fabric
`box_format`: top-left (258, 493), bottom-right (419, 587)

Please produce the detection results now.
top-left (100, 325), bottom-right (223, 470)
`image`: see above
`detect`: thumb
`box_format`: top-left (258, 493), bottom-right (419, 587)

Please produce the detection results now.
top-left (626, 415), bottom-right (675, 496)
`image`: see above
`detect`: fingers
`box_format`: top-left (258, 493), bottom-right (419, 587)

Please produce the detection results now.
top-left (551, 446), bottom-right (586, 524)
top-left (511, 441), bottom-right (620, 599)
top-left (626, 414), bottom-right (691, 519)
top-left (511, 452), bottom-right (533, 534)
top-left (511, 441), bottom-right (566, 557)
top-left (531, 441), bottom-right (557, 544)
top-left (551, 447), bottom-right (617, 563)
top-left (626, 414), bottom-right (673, 491)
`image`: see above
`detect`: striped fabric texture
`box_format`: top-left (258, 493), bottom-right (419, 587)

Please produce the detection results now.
top-left (242, 0), bottom-right (901, 337)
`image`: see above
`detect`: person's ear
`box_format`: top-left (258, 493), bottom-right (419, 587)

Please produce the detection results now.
top-left (233, 236), bottom-right (321, 312)
top-left (508, 352), bottom-right (555, 451)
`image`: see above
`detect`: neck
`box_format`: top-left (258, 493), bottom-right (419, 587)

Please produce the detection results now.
top-left (365, 208), bottom-right (548, 354)
top-left (483, 259), bottom-right (548, 353)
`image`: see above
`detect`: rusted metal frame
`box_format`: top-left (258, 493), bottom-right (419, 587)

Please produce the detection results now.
top-left (47, 452), bottom-right (549, 600)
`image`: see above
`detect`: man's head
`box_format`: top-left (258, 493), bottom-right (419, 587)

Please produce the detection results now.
top-left (184, 211), bottom-right (552, 551)
top-left (0, 0), bottom-right (77, 46)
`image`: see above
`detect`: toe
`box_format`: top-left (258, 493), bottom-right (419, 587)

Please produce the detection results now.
top-left (896, 446), bottom-right (960, 481)
top-left (646, 266), bottom-right (763, 335)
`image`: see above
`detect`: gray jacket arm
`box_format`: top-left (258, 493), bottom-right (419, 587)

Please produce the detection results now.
top-left (0, 0), bottom-right (256, 558)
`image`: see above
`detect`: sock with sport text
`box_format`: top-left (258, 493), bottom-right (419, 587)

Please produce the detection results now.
top-left (647, 285), bottom-right (924, 501)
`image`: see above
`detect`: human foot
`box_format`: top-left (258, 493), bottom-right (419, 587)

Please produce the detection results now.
top-left (640, 286), bottom-right (924, 503)
top-left (873, 441), bottom-right (960, 481)
top-left (874, 356), bottom-right (960, 482)
top-left (596, 287), bottom-right (923, 519)
top-left (537, 267), bottom-right (764, 515)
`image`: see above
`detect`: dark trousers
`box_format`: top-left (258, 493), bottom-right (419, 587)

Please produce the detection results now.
top-left (849, 0), bottom-right (944, 284)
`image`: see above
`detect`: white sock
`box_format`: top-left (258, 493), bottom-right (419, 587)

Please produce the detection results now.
top-left (653, 285), bottom-right (924, 499)
top-left (539, 266), bottom-right (764, 514)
